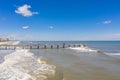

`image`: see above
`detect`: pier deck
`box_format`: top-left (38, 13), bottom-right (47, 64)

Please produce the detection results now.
top-left (0, 43), bottom-right (84, 50)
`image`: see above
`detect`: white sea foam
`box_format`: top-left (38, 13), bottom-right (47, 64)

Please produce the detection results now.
top-left (68, 46), bottom-right (99, 53)
top-left (0, 48), bottom-right (56, 80)
top-left (105, 53), bottom-right (120, 56)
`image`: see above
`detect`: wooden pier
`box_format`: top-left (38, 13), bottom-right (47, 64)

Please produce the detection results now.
top-left (0, 43), bottom-right (83, 50)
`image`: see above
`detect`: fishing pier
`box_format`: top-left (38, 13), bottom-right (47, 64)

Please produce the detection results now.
top-left (0, 43), bottom-right (84, 50)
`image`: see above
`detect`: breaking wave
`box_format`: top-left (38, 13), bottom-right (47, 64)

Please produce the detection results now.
top-left (105, 53), bottom-right (120, 56)
top-left (0, 47), bottom-right (56, 80)
top-left (68, 45), bottom-right (102, 53)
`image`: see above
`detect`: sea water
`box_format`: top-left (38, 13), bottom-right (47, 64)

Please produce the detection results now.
top-left (0, 41), bottom-right (120, 80)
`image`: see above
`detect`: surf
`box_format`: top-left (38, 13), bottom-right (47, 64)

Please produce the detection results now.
top-left (67, 44), bottom-right (103, 53)
top-left (0, 47), bottom-right (56, 80)
top-left (105, 53), bottom-right (120, 56)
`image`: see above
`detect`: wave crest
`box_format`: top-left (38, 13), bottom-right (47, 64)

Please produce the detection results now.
top-left (68, 46), bottom-right (101, 53)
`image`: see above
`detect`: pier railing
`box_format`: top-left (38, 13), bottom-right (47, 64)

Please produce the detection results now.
top-left (0, 43), bottom-right (84, 50)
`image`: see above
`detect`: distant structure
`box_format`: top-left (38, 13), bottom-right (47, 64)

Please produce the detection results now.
top-left (0, 43), bottom-right (83, 50)
top-left (0, 38), bottom-right (9, 42)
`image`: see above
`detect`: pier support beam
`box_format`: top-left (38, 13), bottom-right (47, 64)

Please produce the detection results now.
top-left (78, 44), bottom-right (81, 47)
top-left (22, 46), bottom-right (25, 49)
top-left (51, 45), bottom-right (53, 48)
top-left (73, 44), bottom-right (76, 47)
top-left (14, 46), bottom-right (16, 50)
top-left (68, 44), bottom-right (70, 47)
top-left (5, 46), bottom-right (7, 50)
top-left (57, 45), bottom-right (59, 49)
top-left (37, 45), bottom-right (39, 49)
top-left (44, 45), bottom-right (47, 49)
top-left (63, 43), bottom-right (65, 48)
top-left (30, 46), bottom-right (32, 49)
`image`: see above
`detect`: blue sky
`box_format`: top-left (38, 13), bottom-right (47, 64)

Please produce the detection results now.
top-left (0, 0), bottom-right (120, 41)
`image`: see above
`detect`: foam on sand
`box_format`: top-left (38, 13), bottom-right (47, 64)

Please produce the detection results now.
top-left (0, 48), bottom-right (56, 80)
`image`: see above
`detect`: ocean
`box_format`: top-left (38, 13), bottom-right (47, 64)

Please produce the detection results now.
top-left (0, 41), bottom-right (120, 80)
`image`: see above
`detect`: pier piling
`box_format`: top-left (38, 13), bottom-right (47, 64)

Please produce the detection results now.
top-left (30, 46), bottom-right (32, 49)
top-left (63, 43), bottom-right (65, 48)
top-left (37, 45), bottom-right (39, 49)
top-left (44, 45), bottom-right (47, 49)
top-left (51, 45), bottom-right (53, 48)
top-left (57, 45), bottom-right (59, 49)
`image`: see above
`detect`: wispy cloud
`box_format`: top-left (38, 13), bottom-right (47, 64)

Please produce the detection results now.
top-left (103, 20), bottom-right (112, 24)
top-left (49, 26), bottom-right (54, 29)
top-left (22, 26), bottom-right (29, 29)
top-left (15, 4), bottom-right (38, 17)
top-left (97, 20), bottom-right (112, 25)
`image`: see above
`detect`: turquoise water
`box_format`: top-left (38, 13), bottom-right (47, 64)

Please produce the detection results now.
top-left (0, 41), bottom-right (120, 80)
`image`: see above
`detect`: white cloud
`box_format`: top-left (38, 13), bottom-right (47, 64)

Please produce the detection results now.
top-left (49, 26), bottom-right (54, 29)
top-left (103, 20), bottom-right (112, 24)
top-left (22, 26), bottom-right (29, 29)
top-left (15, 4), bottom-right (38, 17)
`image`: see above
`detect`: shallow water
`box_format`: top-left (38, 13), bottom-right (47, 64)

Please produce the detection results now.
top-left (31, 41), bottom-right (120, 80)
top-left (32, 48), bottom-right (120, 80)
top-left (0, 41), bottom-right (120, 80)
